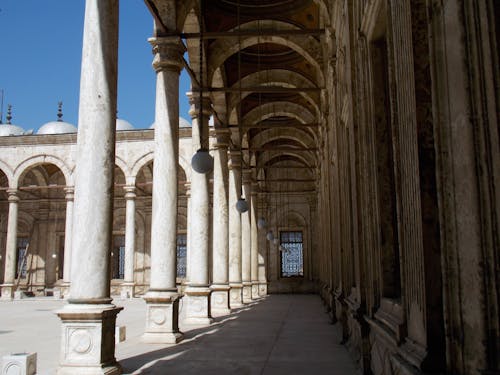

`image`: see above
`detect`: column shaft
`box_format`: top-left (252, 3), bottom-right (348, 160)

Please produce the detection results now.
top-left (250, 189), bottom-right (259, 299)
top-left (122, 186), bottom-right (136, 297)
top-left (61, 187), bottom-right (74, 296)
top-left (143, 37), bottom-right (184, 344)
top-left (241, 178), bottom-right (252, 303)
top-left (1, 189), bottom-right (19, 299)
top-left (57, 1), bottom-right (122, 374)
top-left (184, 92), bottom-right (213, 325)
top-left (211, 135), bottom-right (231, 315)
top-left (228, 156), bottom-right (243, 307)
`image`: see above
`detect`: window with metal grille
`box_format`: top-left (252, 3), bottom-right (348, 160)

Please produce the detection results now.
top-left (177, 234), bottom-right (187, 278)
top-left (280, 231), bottom-right (304, 277)
top-left (111, 236), bottom-right (125, 279)
top-left (16, 238), bottom-right (29, 279)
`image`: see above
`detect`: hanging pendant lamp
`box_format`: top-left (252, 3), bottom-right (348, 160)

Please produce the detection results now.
top-left (192, 148), bottom-right (214, 174)
top-left (236, 197), bottom-right (249, 213)
top-left (266, 231), bottom-right (274, 241)
top-left (257, 217), bottom-right (267, 229)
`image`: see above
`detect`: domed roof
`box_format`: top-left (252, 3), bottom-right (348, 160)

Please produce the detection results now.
top-left (0, 105), bottom-right (25, 136)
top-left (150, 117), bottom-right (191, 129)
top-left (0, 124), bottom-right (25, 136)
top-left (116, 118), bottom-right (134, 131)
top-left (37, 121), bottom-right (77, 135)
top-left (37, 102), bottom-right (77, 135)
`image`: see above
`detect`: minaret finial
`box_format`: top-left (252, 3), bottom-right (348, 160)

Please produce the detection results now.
top-left (57, 101), bottom-right (63, 122)
top-left (6, 104), bottom-right (12, 124)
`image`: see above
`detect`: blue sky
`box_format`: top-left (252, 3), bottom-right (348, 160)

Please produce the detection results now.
top-left (0, 1), bottom-right (192, 131)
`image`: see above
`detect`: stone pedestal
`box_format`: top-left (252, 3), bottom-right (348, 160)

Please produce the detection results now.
top-left (2, 352), bottom-right (36, 375)
top-left (143, 291), bottom-right (183, 344)
top-left (183, 287), bottom-right (213, 325)
top-left (56, 304), bottom-right (123, 375)
top-left (229, 283), bottom-right (243, 308)
top-left (259, 283), bottom-right (268, 297)
top-left (251, 283), bottom-right (260, 299)
top-left (210, 285), bottom-right (231, 316)
top-left (242, 282), bottom-right (253, 304)
top-left (0, 284), bottom-right (14, 301)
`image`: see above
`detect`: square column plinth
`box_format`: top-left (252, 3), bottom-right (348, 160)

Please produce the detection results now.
top-left (56, 304), bottom-right (123, 375)
top-left (229, 283), bottom-right (244, 308)
top-left (0, 284), bottom-right (14, 300)
top-left (143, 292), bottom-right (183, 344)
top-left (210, 285), bottom-right (231, 316)
top-left (242, 282), bottom-right (253, 304)
top-left (183, 287), bottom-right (213, 325)
top-left (259, 283), bottom-right (268, 297)
top-left (251, 283), bottom-right (260, 300)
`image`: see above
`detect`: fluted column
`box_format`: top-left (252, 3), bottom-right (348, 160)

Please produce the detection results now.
top-left (56, 1), bottom-right (122, 373)
top-left (121, 185), bottom-right (136, 298)
top-left (250, 184), bottom-right (259, 299)
top-left (241, 171), bottom-right (252, 303)
top-left (183, 92), bottom-right (213, 325)
top-left (210, 130), bottom-right (231, 315)
top-left (1, 189), bottom-right (19, 300)
top-left (228, 151), bottom-right (243, 307)
top-left (61, 187), bottom-right (74, 296)
top-left (143, 36), bottom-right (185, 343)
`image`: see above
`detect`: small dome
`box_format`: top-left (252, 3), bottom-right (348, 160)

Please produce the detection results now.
top-left (150, 117), bottom-right (192, 129)
top-left (116, 118), bottom-right (134, 131)
top-left (37, 121), bottom-right (77, 135)
top-left (0, 124), bottom-right (25, 136)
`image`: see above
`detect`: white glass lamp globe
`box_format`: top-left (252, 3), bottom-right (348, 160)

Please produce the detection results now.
top-left (191, 148), bottom-right (214, 174)
top-left (236, 198), bottom-right (249, 213)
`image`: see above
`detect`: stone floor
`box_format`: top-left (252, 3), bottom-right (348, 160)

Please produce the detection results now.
top-left (0, 294), bottom-right (359, 374)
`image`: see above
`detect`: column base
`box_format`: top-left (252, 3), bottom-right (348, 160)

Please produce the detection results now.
top-left (120, 282), bottom-right (135, 299)
top-left (210, 284), bottom-right (231, 316)
top-left (242, 282), bottom-right (253, 304)
top-left (258, 282), bottom-right (268, 297)
top-left (143, 290), bottom-right (183, 344)
top-left (56, 303), bottom-right (123, 375)
top-left (251, 282), bottom-right (260, 300)
top-left (229, 283), bottom-right (243, 308)
top-left (0, 284), bottom-right (14, 300)
top-left (183, 286), bottom-right (213, 325)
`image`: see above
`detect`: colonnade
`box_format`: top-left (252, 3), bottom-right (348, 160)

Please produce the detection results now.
top-left (3, 2), bottom-right (267, 373)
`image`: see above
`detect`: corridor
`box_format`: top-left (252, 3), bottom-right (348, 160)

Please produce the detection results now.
top-left (0, 294), bottom-right (358, 374)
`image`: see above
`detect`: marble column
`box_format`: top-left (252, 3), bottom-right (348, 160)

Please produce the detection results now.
top-left (258, 197), bottom-right (268, 296)
top-left (228, 152), bottom-right (243, 308)
top-left (250, 185), bottom-right (259, 299)
top-left (183, 92), bottom-right (213, 325)
top-left (61, 187), bottom-right (74, 297)
top-left (121, 185), bottom-right (136, 298)
top-left (1, 189), bottom-right (19, 300)
top-left (143, 37), bottom-right (185, 344)
top-left (210, 131), bottom-right (231, 316)
top-left (56, 1), bottom-right (122, 374)
top-left (241, 172), bottom-right (252, 303)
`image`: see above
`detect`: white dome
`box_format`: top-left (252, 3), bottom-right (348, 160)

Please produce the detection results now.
top-left (150, 117), bottom-right (191, 129)
top-left (116, 119), bottom-right (134, 131)
top-left (37, 121), bottom-right (77, 135)
top-left (0, 124), bottom-right (25, 136)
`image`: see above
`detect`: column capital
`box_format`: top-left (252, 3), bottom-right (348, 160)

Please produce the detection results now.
top-left (228, 150), bottom-right (242, 170)
top-left (242, 170), bottom-right (252, 185)
top-left (149, 37), bottom-right (185, 73)
top-left (64, 186), bottom-right (75, 201)
top-left (124, 185), bottom-right (136, 200)
top-left (6, 189), bottom-right (19, 202)
top-left (187, 92), bottom-right (212, 120)
top-left (214, 129), bottom-right (230, 150)
top-left (184, 182), bottom-right (191, 197)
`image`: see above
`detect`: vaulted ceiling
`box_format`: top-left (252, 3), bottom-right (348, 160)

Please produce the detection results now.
top-left (147, 0), bottom-right (330, 193)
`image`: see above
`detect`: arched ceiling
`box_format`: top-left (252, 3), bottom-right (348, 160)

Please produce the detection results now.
top-left (148, 0), bottom-right (328, 194)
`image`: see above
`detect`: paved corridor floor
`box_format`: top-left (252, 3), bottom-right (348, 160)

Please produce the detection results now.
top-left (0, 294), bottom-right (359, 374)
